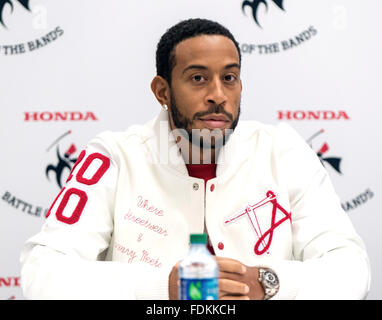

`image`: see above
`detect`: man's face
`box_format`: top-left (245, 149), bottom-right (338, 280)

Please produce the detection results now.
top-left (168, 35), bottom-right (242, 147)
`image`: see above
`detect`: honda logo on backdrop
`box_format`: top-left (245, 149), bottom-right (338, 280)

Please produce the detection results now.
top-left (24, 111), bottom-right (98, 122)
top-left (0, 276), bottom-right (20, 287)
top-left (278, 110), bottom-right (351, 121)
top-left (0, 276), bottom-right (20, 300)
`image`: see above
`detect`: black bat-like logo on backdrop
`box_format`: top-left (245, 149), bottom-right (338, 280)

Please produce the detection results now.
top-left (0, 0), bottom-right (30, 27)
top-left (307, 129), bottom-right (343, 175)
top-left (242, 0), bottom-right (285, 27)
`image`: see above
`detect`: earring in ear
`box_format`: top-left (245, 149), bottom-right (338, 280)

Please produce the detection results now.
top-left (163, 104), bottom-right (168, 111)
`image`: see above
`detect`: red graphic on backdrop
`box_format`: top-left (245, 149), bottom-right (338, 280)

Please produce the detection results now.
top-left (225, 191), bottom-right (291, 255)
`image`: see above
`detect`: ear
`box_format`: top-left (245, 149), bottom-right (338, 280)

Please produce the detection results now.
top-left (151, 76), bottom-right (171, 107)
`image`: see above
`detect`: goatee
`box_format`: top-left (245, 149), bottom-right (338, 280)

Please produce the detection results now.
top-left (169, 92), bottom-right (240, 149)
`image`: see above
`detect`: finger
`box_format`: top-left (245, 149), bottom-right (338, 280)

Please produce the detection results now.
top-left (168, 261), bottom-right (181, 300)
top-left (220, 295), bottom-right (249, 300)
top-left (216, 257), bottom-right (246, 275)
top-left (219, 278), bottom-right (249, 296)
top-left (219, 271), bottom-right (245, 283)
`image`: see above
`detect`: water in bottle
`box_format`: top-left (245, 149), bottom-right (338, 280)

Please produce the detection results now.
top-left (179, 233), bottom-right (219, 300)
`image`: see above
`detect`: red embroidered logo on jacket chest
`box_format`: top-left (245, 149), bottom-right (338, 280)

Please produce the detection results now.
top-left (225, 191), bottom-right (291, 255)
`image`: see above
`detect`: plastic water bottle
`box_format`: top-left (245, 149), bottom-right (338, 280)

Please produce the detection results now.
top-left (179, 233), bottom-right (219, 300)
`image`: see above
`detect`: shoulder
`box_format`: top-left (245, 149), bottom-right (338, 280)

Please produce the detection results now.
top-left (236, 120), bottom-right (304, 144)
top-left (85, 117), bottom-right (157, 158)
top-left (236, 120), bottom-right (318, 165)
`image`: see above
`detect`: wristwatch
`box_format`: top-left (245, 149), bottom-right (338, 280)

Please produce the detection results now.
top-left (258, 268), bottom-right (279, 300)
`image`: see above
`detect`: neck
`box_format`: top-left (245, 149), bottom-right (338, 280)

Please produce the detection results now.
top-left (169, 121), bottom-right (219, 165)
top-left (176, 132), bottom-right (219, 164)
top-left (190, 143), bottom-right (217, 164)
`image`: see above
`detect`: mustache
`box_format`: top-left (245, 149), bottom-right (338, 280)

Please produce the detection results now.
top-left (192, 104), bottom-right (233, 122)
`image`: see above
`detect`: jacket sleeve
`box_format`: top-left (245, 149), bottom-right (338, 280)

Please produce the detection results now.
top-left (266, 123), bottom-right (371, 300)
top-left (20, 132), bottom-right (169, 299)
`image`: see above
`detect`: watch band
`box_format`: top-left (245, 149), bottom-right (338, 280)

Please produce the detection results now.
top-left (258, 268), bottom-right (280, 300)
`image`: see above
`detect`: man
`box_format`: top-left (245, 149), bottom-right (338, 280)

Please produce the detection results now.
top-left (20, 18), bottom-right (370, 300)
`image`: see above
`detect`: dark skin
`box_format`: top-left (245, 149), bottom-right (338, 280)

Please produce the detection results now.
top-left (151, 35), bottom-right (265, 300)
top-left (168, 257), bottom-right (264, 300)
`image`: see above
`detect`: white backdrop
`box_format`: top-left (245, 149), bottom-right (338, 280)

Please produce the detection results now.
top-left (0, 0), bottom-right (380, 299)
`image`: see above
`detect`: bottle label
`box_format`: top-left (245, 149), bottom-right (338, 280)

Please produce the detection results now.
top-left (179, 278), bottom-right (218, 300)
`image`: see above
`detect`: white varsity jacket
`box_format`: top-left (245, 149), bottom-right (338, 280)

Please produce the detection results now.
top-left (20, 110), bottom-right (371, 299)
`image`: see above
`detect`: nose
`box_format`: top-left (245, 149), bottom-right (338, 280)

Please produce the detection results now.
top-left (205, 77), bottom-right (227, 106)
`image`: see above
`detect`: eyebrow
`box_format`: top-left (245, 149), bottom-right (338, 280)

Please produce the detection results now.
top-left (224, 63), bottom-right (241, 70)
top-left (182, 63), bottom-right (241, 74)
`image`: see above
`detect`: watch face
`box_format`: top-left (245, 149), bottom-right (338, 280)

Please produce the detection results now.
top-left (264, 271), bottom-right (279, 287)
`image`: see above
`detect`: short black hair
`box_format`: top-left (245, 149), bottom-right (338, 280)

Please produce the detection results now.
top-left (155, 18), bottom-right (241, 85)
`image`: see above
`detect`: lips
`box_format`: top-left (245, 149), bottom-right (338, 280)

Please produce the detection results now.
top-left (199, 114), bottom-right (230, 129)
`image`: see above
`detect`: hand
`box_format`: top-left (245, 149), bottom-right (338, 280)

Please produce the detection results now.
top-left (168, 257), bottom-right (265, 300)
top-left (216, 256), bottom-right (264, 300)
top-left (168, 261), bottom-right (180, 300)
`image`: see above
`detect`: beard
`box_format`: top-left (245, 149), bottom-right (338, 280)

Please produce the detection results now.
top-left (169, 92), bottom-right (241, 150)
